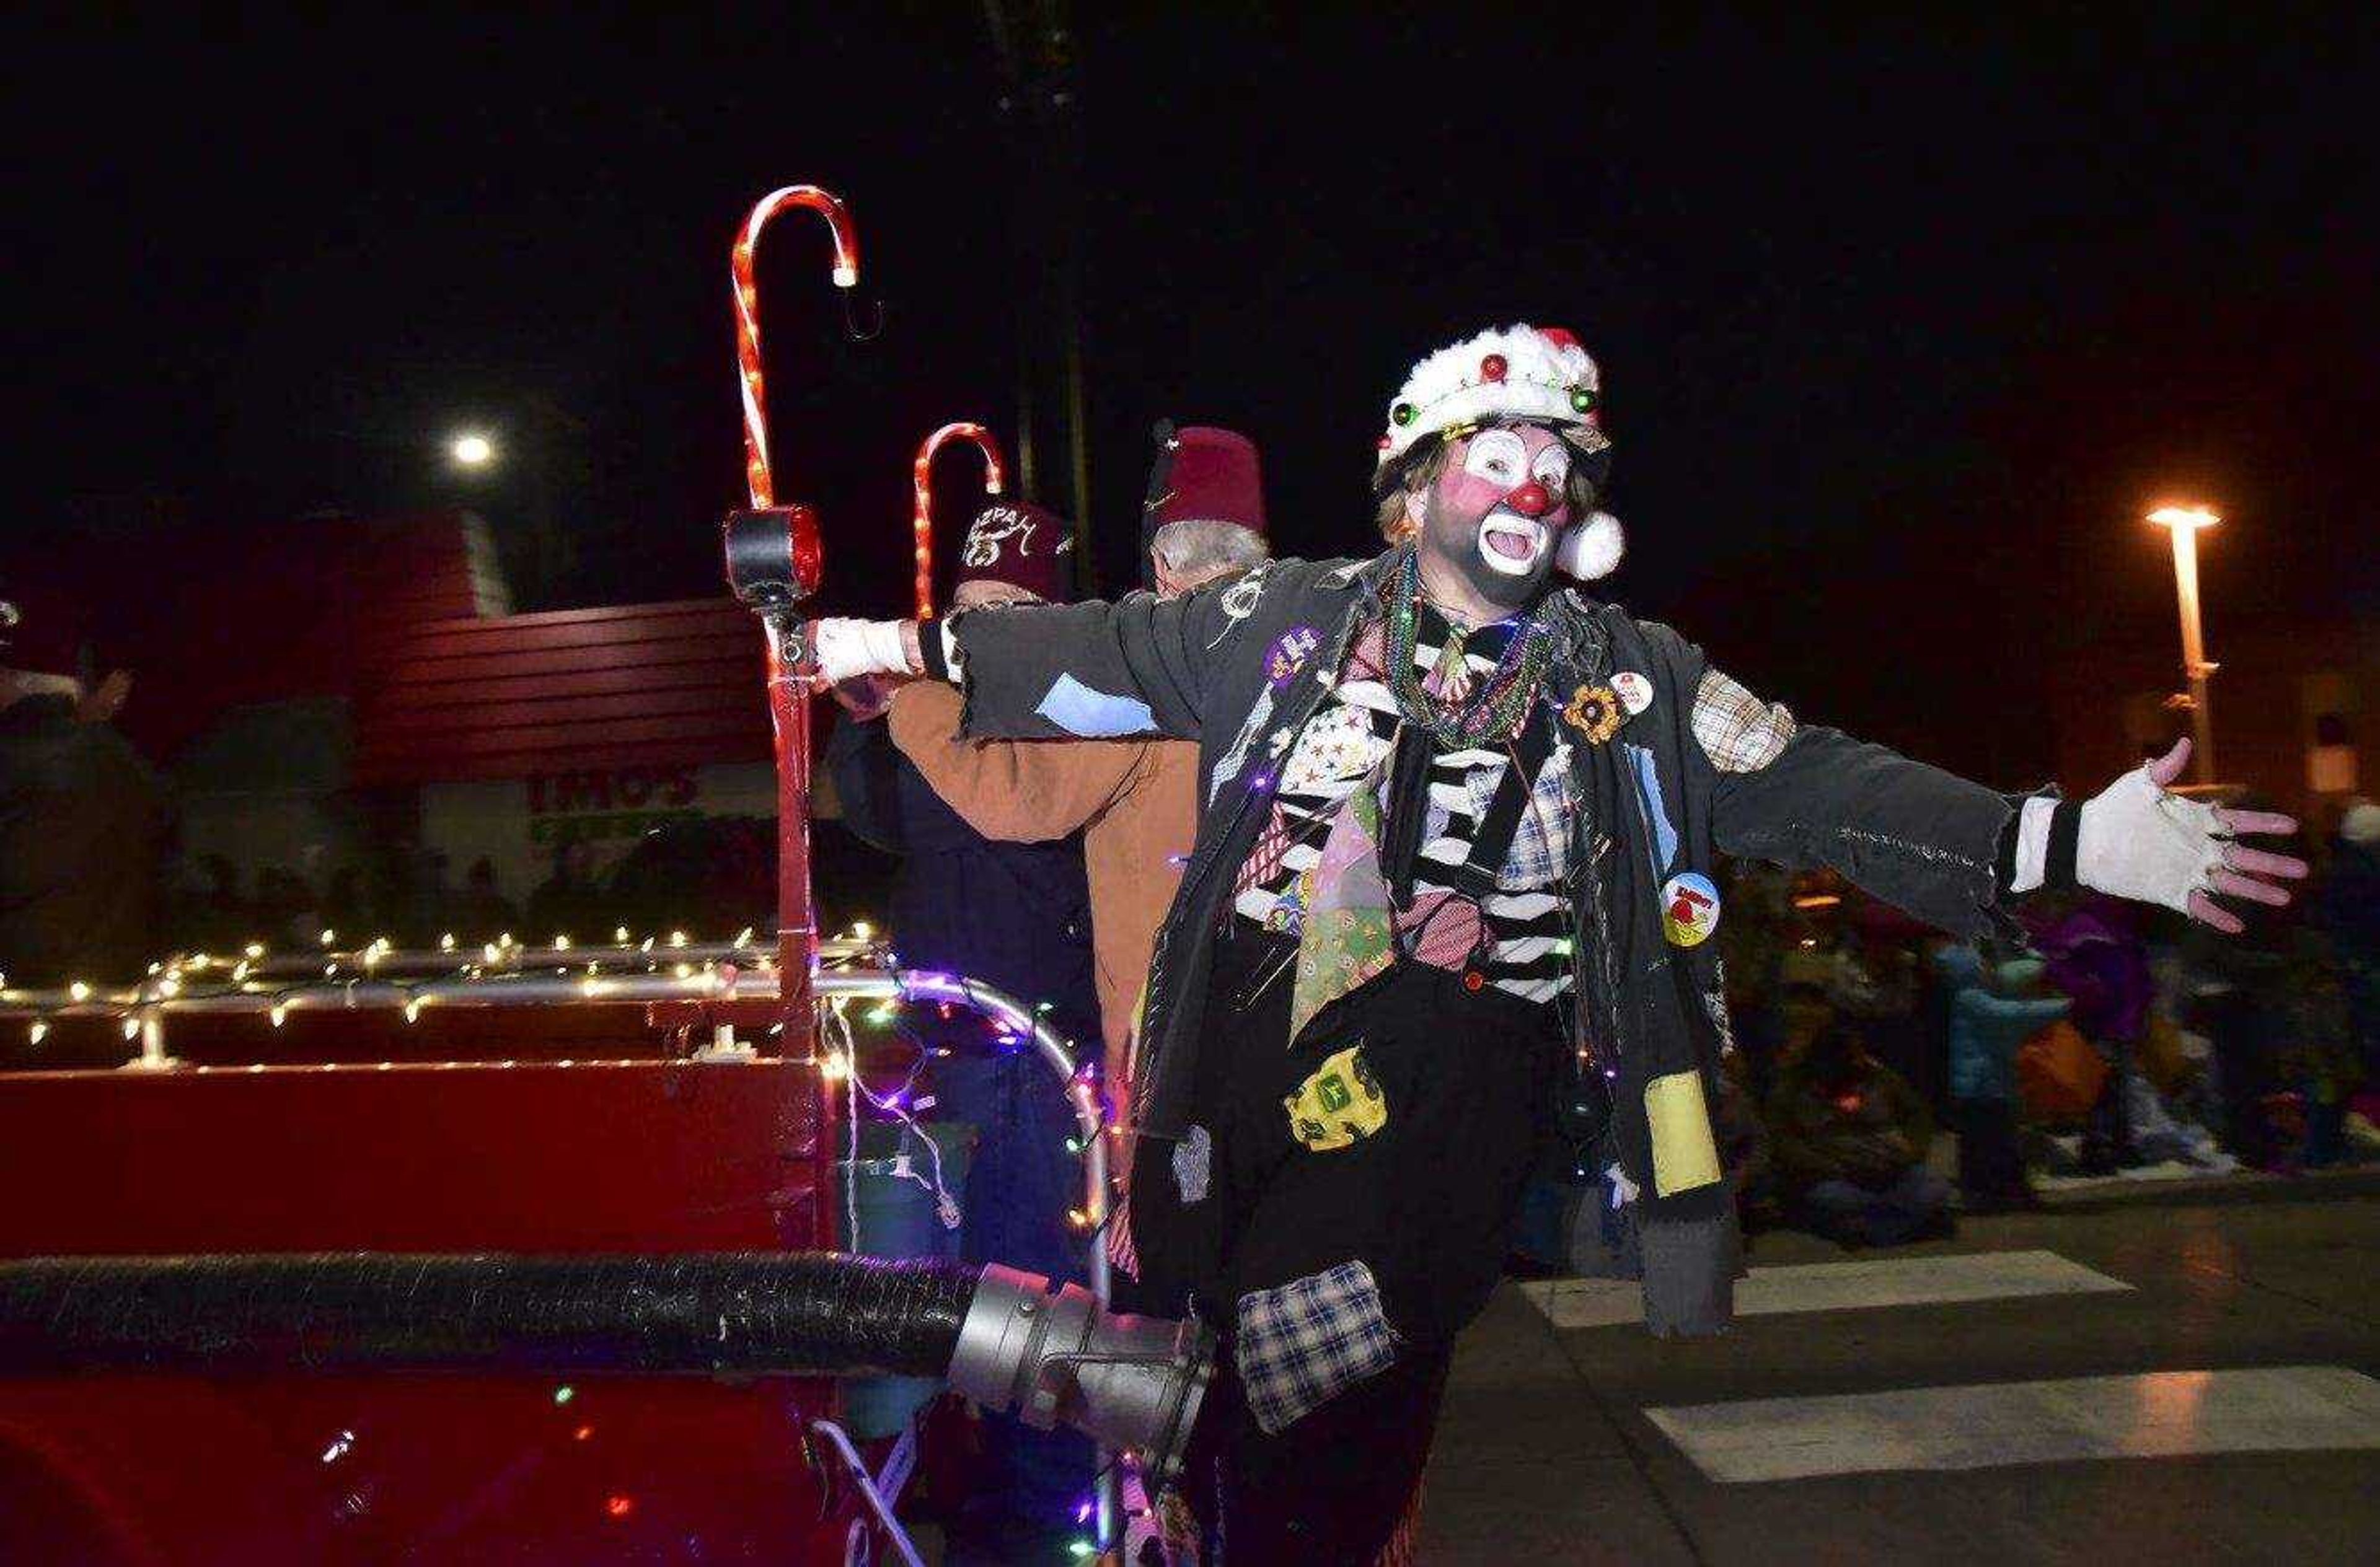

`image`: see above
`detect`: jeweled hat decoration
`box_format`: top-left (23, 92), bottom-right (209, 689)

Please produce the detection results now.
top-left (1373, 322), bottom-right (1625, 581)
top-left (1375, 323), bottom-right (1608, 468)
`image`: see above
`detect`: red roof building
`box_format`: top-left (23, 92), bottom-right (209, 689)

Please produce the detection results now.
top-left (13, 509), bottom-right (785, 920)
top-left (351, 599), bottom-right (767, 786)
top-left (17, 509), bottom-right (510, 763)
top-left (345, 598), bottom-right (778, 911)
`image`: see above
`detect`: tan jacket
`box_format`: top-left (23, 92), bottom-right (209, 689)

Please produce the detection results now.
top-left (887, 681), bottom-right (1195, 1099)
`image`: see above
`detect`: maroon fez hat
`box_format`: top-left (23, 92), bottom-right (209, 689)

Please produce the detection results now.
top-left (954, 499), bottom-right (1076, 602)
top-left (1147, 425), bottom-right (1267, 538)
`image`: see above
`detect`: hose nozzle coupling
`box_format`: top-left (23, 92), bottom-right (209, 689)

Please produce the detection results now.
top-left (946, 1264), bottom-right (1214, 1488)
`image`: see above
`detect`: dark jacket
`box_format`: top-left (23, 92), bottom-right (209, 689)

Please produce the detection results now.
top-left (1770, 1051), bottom-right (1934, 1195)
top-left (0, 695), bottom-right (168, 986)
top-left (1937, 947), bottom-right (2071, 1103)
top-left (939, 550), bottom-right (2022, 1328)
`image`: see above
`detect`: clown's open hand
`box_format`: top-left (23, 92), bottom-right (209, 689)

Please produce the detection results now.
top-left (2069, 739), bottom-right (2307, 934)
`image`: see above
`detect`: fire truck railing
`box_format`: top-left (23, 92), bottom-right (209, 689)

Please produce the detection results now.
top-left (0, 962), bottom-right (1109, 1302)
top-left (0, 960), bottom-right (1110, 1299)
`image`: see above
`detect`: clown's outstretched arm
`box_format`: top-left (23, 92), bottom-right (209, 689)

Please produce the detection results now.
top-left (1651, 625), bottom-right (2305, 937)
top-left (806, 563), bottom-right (1298, 743)
top-left (2000, 737), bottom-right (2304, 934)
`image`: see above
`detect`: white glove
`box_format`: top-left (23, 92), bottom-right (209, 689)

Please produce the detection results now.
top-left (2072, 739), bottom-right (2306, 934)
top-left (806, 618), bottom-right (917, 685)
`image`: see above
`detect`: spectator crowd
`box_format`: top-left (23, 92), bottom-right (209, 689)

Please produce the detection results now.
top-left (1675, 805), bottom-right (2380, 1257)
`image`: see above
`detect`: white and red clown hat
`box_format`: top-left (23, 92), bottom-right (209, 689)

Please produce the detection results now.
top-left (1374, 322), bottom-right (1624, 581)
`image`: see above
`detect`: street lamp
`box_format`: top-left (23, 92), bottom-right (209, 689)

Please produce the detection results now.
top-left (2147, 503), bottom-right (2221, 788)
top-left (449, 432), bottom-right (497, 470)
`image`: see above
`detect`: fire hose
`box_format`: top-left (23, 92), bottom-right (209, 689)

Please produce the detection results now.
top-left (0, 1252), bottom-right (1213, 1488)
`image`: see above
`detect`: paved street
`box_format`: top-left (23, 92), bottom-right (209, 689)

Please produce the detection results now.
top-left (1420, 1176), bottom-right (2380, 1565)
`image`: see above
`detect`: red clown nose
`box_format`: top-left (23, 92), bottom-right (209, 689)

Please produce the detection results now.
top-left (1504, 478), bottom-right (1553, 518)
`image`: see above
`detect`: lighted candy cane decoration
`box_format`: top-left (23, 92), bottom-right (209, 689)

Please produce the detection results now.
top-left (910, 422), bottom-right (1007, 620)
top-left (732, 185), bottom-right (861, 509)
top-left (720, 185), bottom-right (868, 1041)
top-left (718, 189), bottom-right (1136, 1560)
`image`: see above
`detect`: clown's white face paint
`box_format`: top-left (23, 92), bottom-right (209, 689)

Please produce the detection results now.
top-left (1417, 424), bottom-right (1576, 615)
top-left (1468, 430), bottom-right (1573, 576)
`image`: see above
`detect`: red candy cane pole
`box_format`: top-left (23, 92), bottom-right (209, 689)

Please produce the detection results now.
top-left (732, 185), bottom-right (860, 509)
top-left (726, 185), bottom-right (860, 1054)
top-left (909, 422), bottom-right (1008, 620)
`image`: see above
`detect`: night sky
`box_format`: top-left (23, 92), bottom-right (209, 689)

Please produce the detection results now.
top-left (9, 5), bottom-right (2373, 785)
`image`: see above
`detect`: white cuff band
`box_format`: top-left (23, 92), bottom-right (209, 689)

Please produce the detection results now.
top-left (2009, 794), bottom-right (2058, 894)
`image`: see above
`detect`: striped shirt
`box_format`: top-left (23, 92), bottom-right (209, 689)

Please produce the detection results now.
top-left (1231, 606), bottom-right (1577, 1004)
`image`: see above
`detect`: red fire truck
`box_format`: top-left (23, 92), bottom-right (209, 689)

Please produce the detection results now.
top-left (0, 185), bottom-right (1205, 1565)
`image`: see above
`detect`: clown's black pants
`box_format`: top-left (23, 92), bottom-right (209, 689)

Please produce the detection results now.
top-left (1135, 928), bottom-right (1561, 1563)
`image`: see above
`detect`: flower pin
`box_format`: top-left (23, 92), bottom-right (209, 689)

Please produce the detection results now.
top-left (1562, 683), bottom-right (1624, 744)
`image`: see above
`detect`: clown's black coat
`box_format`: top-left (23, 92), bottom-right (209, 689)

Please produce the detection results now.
top-left (930, 546), bottom-right (2025, 1332)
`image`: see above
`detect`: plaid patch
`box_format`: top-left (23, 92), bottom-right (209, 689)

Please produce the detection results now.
top-left (1236, 1260), bottom-right (1399, 1434)
top-left (1499, 744), bottom-right (1576, 889)
top-left (1690, 667), bottom-right (1797, 774)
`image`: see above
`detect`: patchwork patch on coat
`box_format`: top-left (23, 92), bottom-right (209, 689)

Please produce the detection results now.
top-left (1207, 685), bottom-right (1278, 802)
top-left (1034, 673), bottom-right (1158, 738)
top-left (1279, 703), bottom-right (1387, 796)
top-left (1236, 1260), bottom-right (1398, 1433)
top-left (1284, 1043), bottom-right (1387, 1151)
top-left (1690, 667), bottom-right (1797, 773)
top-left (1172, 1123), bottom-right (1214, 1203)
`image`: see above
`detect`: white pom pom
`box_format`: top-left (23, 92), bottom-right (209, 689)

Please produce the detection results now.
top-left (1555, 511), bottom-right (1624, 581)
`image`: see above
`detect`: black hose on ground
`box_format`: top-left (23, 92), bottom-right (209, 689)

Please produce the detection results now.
top-left (0, 1253), bottom-right (979, 1378)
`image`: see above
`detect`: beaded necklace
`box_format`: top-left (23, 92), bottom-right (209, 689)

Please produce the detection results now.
top-left (1385, 550), bottom-right (1555, 747)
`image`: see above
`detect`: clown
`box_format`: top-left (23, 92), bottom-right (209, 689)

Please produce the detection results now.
top-left (809, 323), bottom-right (2303, 1561)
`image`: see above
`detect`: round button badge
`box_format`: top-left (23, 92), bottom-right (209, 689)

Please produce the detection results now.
top-left (1660, 871), bottom-right (1722, 947)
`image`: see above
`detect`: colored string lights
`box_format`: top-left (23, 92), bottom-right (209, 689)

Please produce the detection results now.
top-left (0, 929), bottom-right (827, 1051)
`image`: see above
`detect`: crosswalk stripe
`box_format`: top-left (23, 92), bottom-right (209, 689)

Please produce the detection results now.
top-left (1522, 1249), bottom-right (2129, 1330)
top-left (1646, 1365), bottom-right (2380, 1482)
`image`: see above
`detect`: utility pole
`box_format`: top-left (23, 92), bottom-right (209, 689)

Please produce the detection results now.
top-left (983, 0), bottom-right (1095, 591)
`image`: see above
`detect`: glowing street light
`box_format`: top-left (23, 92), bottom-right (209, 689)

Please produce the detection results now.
top-left (449, 432), bottom-right (497, 470)
top-left (2147, 504), bottom-right (2221, 787)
